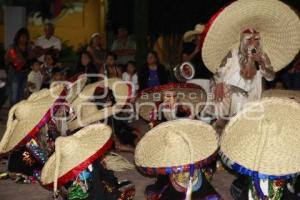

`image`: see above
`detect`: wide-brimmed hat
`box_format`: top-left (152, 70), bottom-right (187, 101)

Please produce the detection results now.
top-left (262, 89), bottom-right (300, 103)
top-left (50, 75), bottom-right (87, 104)
top-left (41, 124), bottom-right (113, 191)
top-left (135, 119), bottom-right (218, 175)
top-left (66, 75), bottom-right (87, 103)
top-left (220, 98), bottom-right (300, 179)
top-left (91, 32), bottom-right (100, 39)
top-left (183, 24), bottom-right (205, 43)
top-left (135, 83), bottom-right (207, 121)
top-left (68, 78), bottom-right (132, 131)
top-left (201, 0), bottom-right (300, 73)
top-left (0, 85), bottom-right (66, 154)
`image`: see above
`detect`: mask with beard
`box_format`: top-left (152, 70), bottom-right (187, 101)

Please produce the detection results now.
top-left (239, 28), bottom-right (262, 80)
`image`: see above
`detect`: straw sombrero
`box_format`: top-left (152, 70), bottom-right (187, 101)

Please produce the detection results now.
top-left (68, 78), bottom-right (132, 131)
top-left (50, 75), bottom-right (87, 104)
top-left (66, 75), bottom-right (87, 103)
top-left (0, 85), bottom-right (66, 154)
top-left (201, 0), bottom-right (300, 73)
top-left (41, 124), bottom-right (113, 189)
top-left (262, 89), bottom-right (300, 103)
top-left (135, 119), bottom-right (218, 175)
top-left (183, 24), bottom-right (205, 43)
top-left (135, 83), bottom-right (207, 121)
top-left (220, 97), bottom-right (300, 179)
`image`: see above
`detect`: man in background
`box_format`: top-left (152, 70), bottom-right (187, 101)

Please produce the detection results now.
top-left (35, 23), bottom-right (62, 62)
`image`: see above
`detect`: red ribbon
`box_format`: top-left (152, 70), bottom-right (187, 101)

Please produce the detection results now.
top-left (46, 139), bottom-right (113, 187)
top-left (16, 89), bottom-right (68, 149)
top-left (136, 82), bottom-right (203, 99)
top-left (199, 5), bottom-right (228, 50)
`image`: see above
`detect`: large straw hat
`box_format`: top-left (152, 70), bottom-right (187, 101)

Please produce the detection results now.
top-left (135, 82), bottom-right (207, 121)
top-left (262, 89), bottom-right (300, 103)
top-left (0, 85), bottom-right (65, 154)
top-left (68, 78), bottom-right (131, 131)
top-left (66, 75), bottom-right (87, 103)
top-left (201, 0), bottom-right (300, 73)
top-left (183, 24), bottom-right (205, 43)
top-left (135, 119), bottom-right (218, 174)
top-left (220, 98), bottom-right (300, 178)
top-left (41, 124), bottom-right (113, 189)
top-left (50, 75), bottom-right (87, 104)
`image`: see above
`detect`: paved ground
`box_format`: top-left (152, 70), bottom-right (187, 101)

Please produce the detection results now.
top-left (0, 108), bottom-right (235, 200)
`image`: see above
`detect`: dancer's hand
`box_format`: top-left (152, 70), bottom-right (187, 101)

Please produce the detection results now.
top-left (214, 83), bottom-right (225, 102)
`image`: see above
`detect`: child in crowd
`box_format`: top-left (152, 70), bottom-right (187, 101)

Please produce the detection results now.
top-left (51, 67), bottom-right (65, 83)
top-left (41, 49), bottom-right (60, 88)
top-left (122, 61), bottom-right (139, 123)
top-left (100, 52), bottom-right (122, 79)
top-left (122, 61), bottom-right (139, 97)
top-left (27, 60), bottom-right (43, 94)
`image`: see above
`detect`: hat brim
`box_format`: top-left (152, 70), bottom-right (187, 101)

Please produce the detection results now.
top-left (68, 78), bottom-right (132, 131)
top-left (201, 0), bottom-right (300, 73)
top-left (262, 89), bottom-right (300, 103)
top-left (183, 30), bottom-right (202, 43)
top-left (135, 83), bottom-right (207, 121)
top-left (135, 119), bottom-right (218, 173)
top-left (41, 124), bottom-right (113, 186)
top-left (0, 85), bottom-right (65, 154)
top-left (66, 75), bottom-right (88, 103)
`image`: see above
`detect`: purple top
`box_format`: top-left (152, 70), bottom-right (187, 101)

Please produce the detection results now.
top-left (147, 69), bottom-right (160, 88)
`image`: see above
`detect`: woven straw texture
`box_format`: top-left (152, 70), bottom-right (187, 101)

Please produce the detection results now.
top-left (135, 119), bottom-right (218, 168)
top-left (41, 124), bottom-right (112, 185)
top-left (183, 24), bottom-right (205, 42)
top-left (68, 78), bottom-right (130, 131)
top-left (221, 97), bottom-right (300, 176)
top-left (262, 89), bottom-right (300, 103)
top-left (66, 75), bottom-right (87, 103)
top-left (135, 83), bottom-right (207, 121)
top-left (202, 0), bottom-right (300, 73)
top-left (0, 85), bottom-right (64, 154)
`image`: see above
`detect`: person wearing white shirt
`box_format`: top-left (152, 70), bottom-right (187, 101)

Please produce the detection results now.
top-left (212, 28), bottom-right (275, 120)
top-left (35, 23), bottom-right (62, 62)
top-left (122, 61), bottom-right (139, 97)
top-left (111, 27), bottom-right (136, 65)
top-left (27, 60), bottom-right (43, 93)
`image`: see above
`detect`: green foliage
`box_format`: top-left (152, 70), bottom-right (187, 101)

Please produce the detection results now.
top-left (76, 43), bottom-right (88, 55)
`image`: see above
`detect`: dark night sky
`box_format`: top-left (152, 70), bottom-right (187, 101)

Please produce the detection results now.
top-left (6, 0), bottom-right (299, 35)
top-left (108, 0), bottom-right (299, 35)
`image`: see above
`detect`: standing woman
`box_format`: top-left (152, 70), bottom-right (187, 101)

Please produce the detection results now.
top-left (75, 51), bottom-right (98, 83)
top-left (5, 28), bottom-right (35, 106)
top-left (138, 51), bottom-right (169, 90)
top-left (87, 32), bottom-right (106, 68)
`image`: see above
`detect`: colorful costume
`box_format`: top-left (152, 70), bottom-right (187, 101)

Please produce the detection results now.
top-left (0, 85), bottom-right (66, 179)
top-left (41, 124), bottom-right (135, 200)
top-left (135, 82), bottom-right (207, 124)
top-left (220, 98), bottom-right (300, 199)
top-left (201, 0), bottom-right (300, 198)
top-left (135, 119), bottom-right (221, 200)
top-left (201, 0), bottom-right (300, 119)
top-left (0, 76), bottom-right (87, 181)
